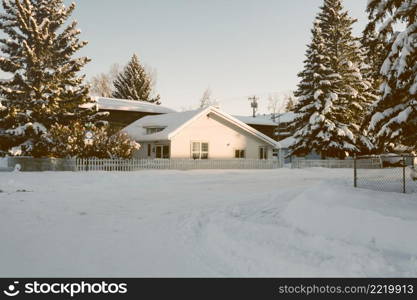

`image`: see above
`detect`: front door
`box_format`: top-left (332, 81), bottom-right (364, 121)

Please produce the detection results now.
top-left (156, 145), bottom-right (170, 159)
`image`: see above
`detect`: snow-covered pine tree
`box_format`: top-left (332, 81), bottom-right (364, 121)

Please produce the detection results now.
top-left (112, 54), bottom-right (161, 104)
top-left (290, 21), bottom-right (334, 158)
top-left (359, 18), bottom-right (388, 147)
top-left (361, 22), bottom-right (388, 91)
top-left (366, 0), bottom-right (417, 151)
top-left (289, 0), bottom-right (376, 158)
top-left (0, 0), bottom-right (105, 157)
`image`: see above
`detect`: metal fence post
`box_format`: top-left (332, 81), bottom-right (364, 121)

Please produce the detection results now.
top-left (353, 155), bottom-right (357, 188)
top-left (403, 156), bottom-right (406, 194)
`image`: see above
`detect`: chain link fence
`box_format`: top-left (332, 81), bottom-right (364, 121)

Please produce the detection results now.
top-left (354, 155), bottom-right (417, 194)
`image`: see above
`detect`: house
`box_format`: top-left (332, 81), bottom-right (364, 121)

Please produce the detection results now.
top-left (273, 111), bottom-right (296, 141)
top-left (123, 106), bottom-right (280, 159)
top-left (85, 97), bottom-right (176, 131)
top-left (234, 112), bottom-right (296, 160)
top-left (234, 111), bottom-right (296, 142)
top-left (278, 135), bottom-right (295, 163)
top-left (280, 133), bottom-right (323, 162)
top-left (233, 115), bottom-right (278, 140)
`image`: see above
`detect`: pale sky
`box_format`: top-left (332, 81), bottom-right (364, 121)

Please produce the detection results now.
top-left (3, 0), bottom-right (370, 115)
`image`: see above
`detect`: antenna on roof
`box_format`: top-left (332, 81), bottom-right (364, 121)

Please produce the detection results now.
top-left (248, 96), bottom-right (258, 118)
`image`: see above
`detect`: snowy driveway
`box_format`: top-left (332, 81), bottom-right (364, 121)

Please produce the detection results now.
top-left (0, 169), bottom-right (416, 277)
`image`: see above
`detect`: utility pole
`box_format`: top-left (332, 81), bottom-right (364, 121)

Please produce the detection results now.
top-left (248, 96), bottom-right (258, 118)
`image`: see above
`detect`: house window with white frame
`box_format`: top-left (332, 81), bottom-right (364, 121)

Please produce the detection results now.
top-left (191, 142), bottom-right (209, 159)
top-left (259, 146), bottom-right (268, 160)
top-left (145, 127), bottom-right (165, 135)
top-left (235, 149), bottom-right (245, 158)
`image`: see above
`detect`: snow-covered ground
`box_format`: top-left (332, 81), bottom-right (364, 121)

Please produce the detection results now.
top-left (0, 168), bottom-right (416, 277)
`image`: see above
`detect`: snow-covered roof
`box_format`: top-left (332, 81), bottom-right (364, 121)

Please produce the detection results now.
top-left (233, 115), bottom-right (277, 126)
top-left (2, 96), bottom-right (176, 114)
top-left (234, 112), bottom-right (297, 126)
top-left (278, 112), bottom-right (297, 123)
top-left (279, 136), bottom-right (295, 149)
top-left (123, 106), bottom-right (280, 148)
top-left (85, 97), bottom-right (176, 114)
top-left (123, 109), bottom-right (203, 141)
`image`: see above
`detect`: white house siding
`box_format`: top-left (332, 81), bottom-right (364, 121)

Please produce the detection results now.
top-left (170, 113), bottom-right (273, 159)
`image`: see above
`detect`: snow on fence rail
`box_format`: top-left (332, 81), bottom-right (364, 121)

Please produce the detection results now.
top-left (75, 158), bottom-right (282, 171)
top-left (291, 158), bottom-right (382, 169)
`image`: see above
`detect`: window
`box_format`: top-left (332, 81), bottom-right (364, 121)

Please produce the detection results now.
top-left (192, 142), bottom-right (200, 159)
top-left (191, 142), bottom-right (209, 159)
top-left (147, 144), bottom-right (151, 157)
top-left (259, 147), bottom-right (268, 160)
top-left (201, 142), bottom-right (209, 159)
top-left (145, 127), bottom-right (165, 135)
top-left (235, 149), bottom-right (245, 158)
top-left (156, 145), bottom-right (170, 159)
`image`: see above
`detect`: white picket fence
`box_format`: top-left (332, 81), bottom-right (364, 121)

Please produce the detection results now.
top-left (76, 158), bottom-right (282, 171)
top-left (291, 158), bottom-right (382, 169)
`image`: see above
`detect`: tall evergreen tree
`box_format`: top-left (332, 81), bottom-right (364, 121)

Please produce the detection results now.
top-left (366, 0), bottom-right (417, 151)
top-left (361, 23), bottom-right (388, 91)
top-left (0, 0), bottom-right (104, 156)
top-left (359, 16), bottom-right (389, 146)
top-left (289, 0), bottom-right (377, 158)
top-left (112, 54), bottom-right (160, 104)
